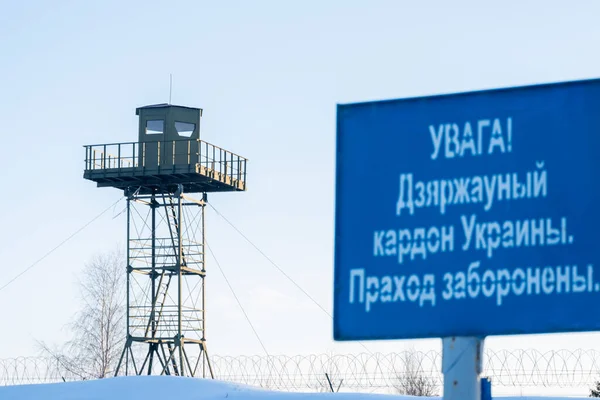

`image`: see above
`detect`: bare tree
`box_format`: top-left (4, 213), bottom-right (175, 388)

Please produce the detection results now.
top-left (393, 349), bottom-right (439, 397)
top-left (40, 249), bottom-right (126, 379)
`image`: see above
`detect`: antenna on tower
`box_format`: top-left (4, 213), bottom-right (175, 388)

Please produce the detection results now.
top-left (169, 74), bottom-right (173, 104)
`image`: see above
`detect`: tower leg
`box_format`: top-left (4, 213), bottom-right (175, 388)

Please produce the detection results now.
top-left (114, 340), bottom-right (128, 376)
top-left (203, 341), bottom-right (215, 379)
top-left (114, 188), bottom-right (211, 377)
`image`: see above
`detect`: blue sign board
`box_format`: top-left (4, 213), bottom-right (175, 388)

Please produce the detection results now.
top-left (334, 78), bottom-right (600, 340)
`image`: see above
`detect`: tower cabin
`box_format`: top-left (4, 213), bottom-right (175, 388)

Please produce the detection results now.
top-left (83, 104), bottom-right (247, 194)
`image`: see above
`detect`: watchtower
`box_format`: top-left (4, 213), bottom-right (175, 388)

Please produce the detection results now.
top-left (83, 103), bottom-right (247, 377)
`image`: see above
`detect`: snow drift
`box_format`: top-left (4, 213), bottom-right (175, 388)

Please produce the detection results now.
top-left (0, 376), bottom-right (587, 400)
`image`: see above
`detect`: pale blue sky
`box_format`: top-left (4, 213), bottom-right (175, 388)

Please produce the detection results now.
top-left (1, 0), bottom-right (600, 360)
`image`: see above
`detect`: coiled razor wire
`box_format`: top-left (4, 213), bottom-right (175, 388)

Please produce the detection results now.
top-left (2, 349), bottom-right (600, 391)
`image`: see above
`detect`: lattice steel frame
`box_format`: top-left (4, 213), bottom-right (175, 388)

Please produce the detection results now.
top-left (114, 185), bottom-right (213, 378)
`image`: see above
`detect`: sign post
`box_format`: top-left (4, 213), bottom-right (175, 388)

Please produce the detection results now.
top-left (333, 78), bottom-right (600, 399)
top-left (442, 337), bottom-right (483, 400)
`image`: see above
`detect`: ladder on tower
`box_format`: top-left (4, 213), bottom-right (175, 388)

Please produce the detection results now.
top-left (144, 193), bottom-right (185, 342)
top-left (166, 193), bottom-right (187, 268)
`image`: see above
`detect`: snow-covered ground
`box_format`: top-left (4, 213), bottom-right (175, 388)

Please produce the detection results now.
top-left (0, 376), bottom-right (588, 400)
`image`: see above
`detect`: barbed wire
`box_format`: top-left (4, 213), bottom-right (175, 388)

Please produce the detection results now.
top-left (1, 349), bottom-right (600, 392)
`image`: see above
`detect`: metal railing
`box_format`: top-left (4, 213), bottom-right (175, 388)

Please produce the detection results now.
top-left (198, 140), bottom-right (246, 187)
top-left (83, 139), bottom-right (247, 187)
top-left (84, 142), bottom-right (138, 170)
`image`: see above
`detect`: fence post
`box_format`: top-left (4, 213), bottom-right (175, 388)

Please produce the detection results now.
top-left (325, 373), bottom-right (334, 392)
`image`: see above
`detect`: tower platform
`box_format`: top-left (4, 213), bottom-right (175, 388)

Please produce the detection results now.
top-left (83, 139), bottom-right (247, 194)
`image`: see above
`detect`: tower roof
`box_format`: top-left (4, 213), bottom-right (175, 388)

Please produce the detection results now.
top-left (135, 103), bottom-right (203, 115)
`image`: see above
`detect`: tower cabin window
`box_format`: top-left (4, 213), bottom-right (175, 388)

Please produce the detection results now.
top-left (146, 119), bottom-right (164, 135)
top-left (175, 121), bottom-right (195, 138)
